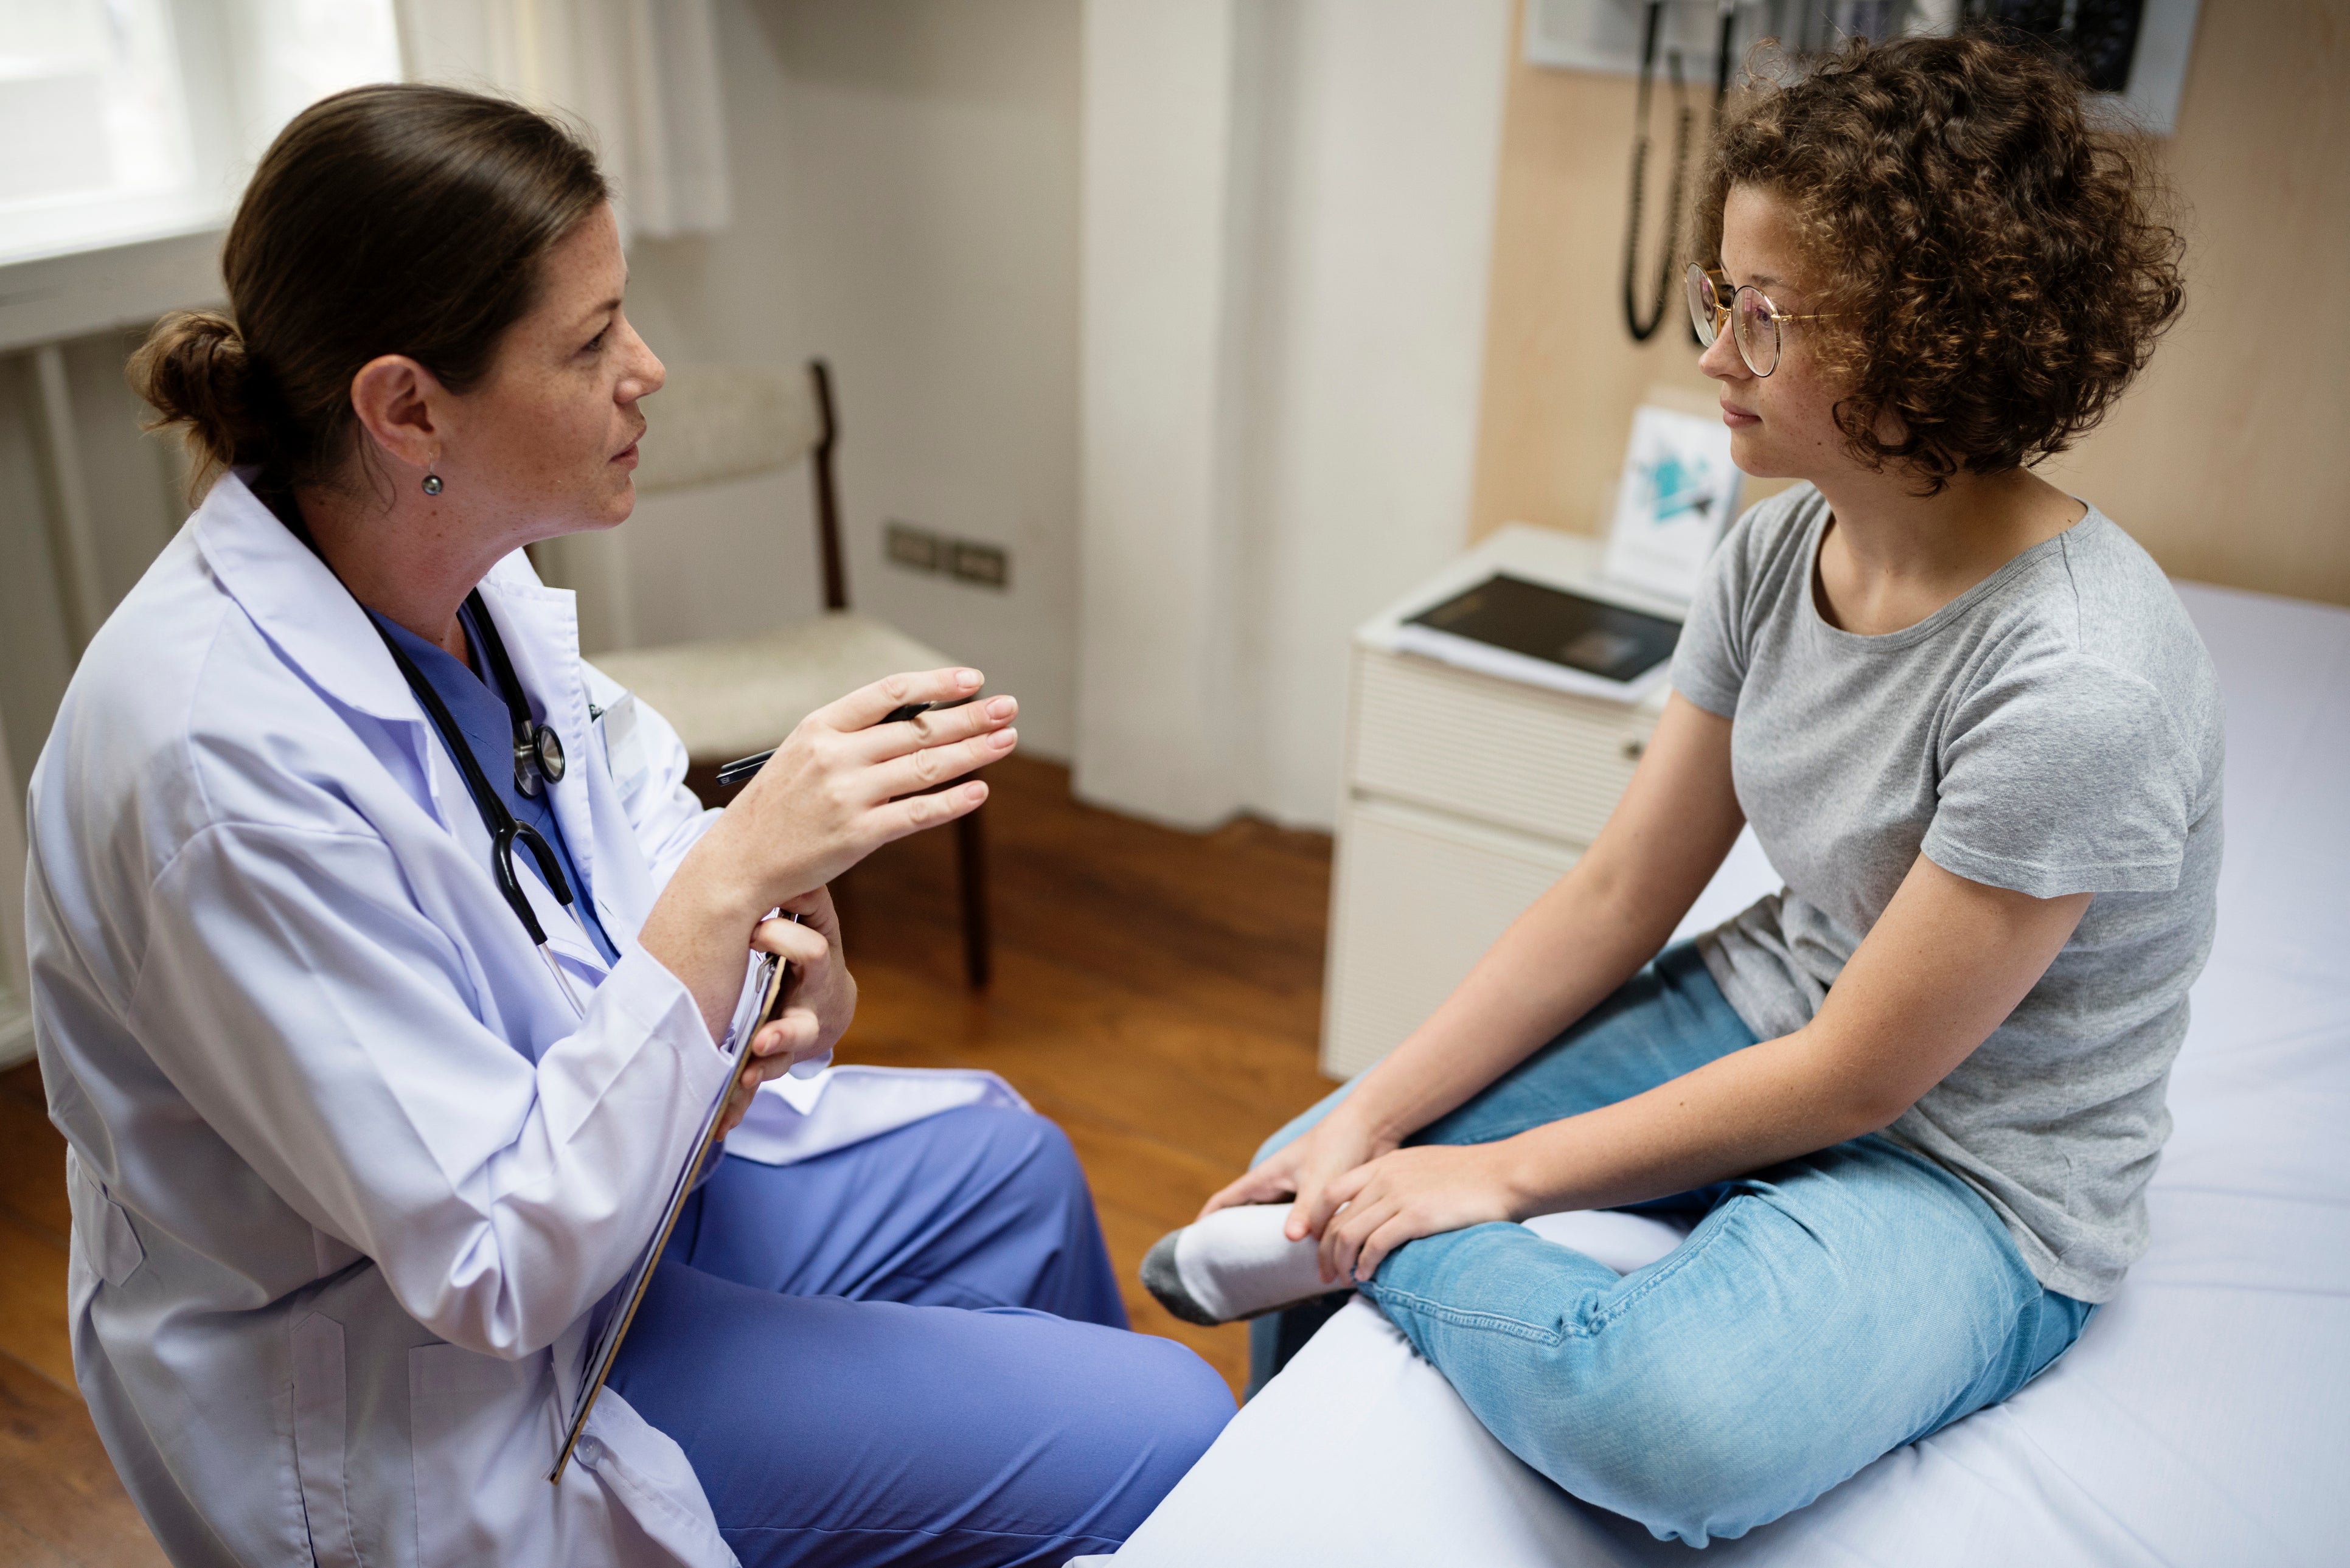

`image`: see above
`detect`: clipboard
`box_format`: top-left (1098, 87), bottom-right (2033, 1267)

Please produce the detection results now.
top-left (549, 928), bottom-right (798, 1484)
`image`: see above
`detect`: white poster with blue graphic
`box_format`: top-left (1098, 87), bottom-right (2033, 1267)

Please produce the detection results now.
top-left (1602, 404), bottom-right (1742, 603)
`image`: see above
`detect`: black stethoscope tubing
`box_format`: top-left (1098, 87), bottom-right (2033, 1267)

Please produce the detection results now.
top-left (369, 614), bottom-right (579, 951)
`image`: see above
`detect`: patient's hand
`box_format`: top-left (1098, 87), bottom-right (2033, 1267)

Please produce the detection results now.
top-left (1199, 1108), bottom-right (1396, 1261)
top-left (1313, 1142), bottom-right (1525, 1285)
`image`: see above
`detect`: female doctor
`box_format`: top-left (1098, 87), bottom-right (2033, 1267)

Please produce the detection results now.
top-left (27, 85), bottom-right (1229, 1568)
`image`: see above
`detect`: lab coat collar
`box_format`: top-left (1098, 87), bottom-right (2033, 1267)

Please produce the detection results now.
top-left (195, 473), bottom-right (437, 728)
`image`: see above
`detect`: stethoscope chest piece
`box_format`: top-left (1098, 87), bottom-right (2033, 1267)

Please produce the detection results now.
top-left (462, 588), bottom-right (565, 798)
top-left (515, 722), bottom-right (566, 796)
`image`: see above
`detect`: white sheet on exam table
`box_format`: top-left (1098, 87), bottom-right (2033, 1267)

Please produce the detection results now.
top-left (1081, 583), bottom-right (2350, 1568)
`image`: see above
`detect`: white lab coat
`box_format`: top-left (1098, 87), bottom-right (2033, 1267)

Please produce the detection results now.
top-left (26, 473), bottom-right (1016, 1567)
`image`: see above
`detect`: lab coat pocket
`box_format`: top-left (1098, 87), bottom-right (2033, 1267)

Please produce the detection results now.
top-left (291, 1314), bottom-right (362, 1568)
top-left (408, 1342), bottom-right (554, 1567)
top-left (64, 1148), bottom-right (144, 1288)
top-left (593, 691), bottom-right (648, 788)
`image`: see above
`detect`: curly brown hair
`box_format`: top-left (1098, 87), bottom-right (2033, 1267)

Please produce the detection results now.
top-left (1694, 29), bottom-right (2185, 493)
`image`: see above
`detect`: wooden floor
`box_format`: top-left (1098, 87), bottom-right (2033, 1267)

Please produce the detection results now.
top-left (0, 755), bottom-right (1335, 1563)
top-left (0, 1067), bottom-right (165, 1568)
top-left (830, 756), bottom-right (1337, 1386)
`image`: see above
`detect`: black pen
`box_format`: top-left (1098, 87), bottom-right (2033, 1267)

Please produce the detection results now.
top-left (714, 695), bottom-right (973, 788)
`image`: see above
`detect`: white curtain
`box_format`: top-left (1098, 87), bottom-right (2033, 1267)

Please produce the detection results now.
top-left (393, 0), bottom-right (731, 241)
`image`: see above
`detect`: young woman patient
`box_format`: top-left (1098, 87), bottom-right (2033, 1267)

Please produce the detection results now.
top-left (1147, 30), bottom-right (2208, 1546)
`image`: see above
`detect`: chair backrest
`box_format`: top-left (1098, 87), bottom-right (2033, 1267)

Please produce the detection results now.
top-left (633, 359), bottom-right (848, 611)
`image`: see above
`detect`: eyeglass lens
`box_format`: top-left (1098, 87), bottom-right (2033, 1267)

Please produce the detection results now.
top-left (1733, 288), bottom-right (1781, 376)
top-left (1684, 263), bottom-right (1720, 347)
top-left (1683, 263), bottom-right (1785, 377)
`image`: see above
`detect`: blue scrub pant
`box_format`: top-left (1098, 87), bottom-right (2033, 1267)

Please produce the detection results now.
top-left (1250, 945), bottom-right (2092, 1547)
top-left (609, 1105), bottom-right (1234, 1566)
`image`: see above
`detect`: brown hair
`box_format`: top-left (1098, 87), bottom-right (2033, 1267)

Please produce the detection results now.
top-left (131, 83), bottom-right (610, 501)
top-left (1694, 29), bottom-right (2185, 493)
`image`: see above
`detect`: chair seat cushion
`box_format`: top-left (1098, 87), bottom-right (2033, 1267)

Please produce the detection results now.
top-left (593, 612), bottom-right (959, 763)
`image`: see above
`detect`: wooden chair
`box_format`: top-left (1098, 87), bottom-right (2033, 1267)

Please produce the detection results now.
top-left (594, 361), bottom-right (992, 988)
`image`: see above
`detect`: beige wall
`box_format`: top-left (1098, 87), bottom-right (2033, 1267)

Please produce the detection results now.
top-left (621, 0), bottom-right (1087, 755)
top-left (1074, 0), bottom-right (1512, 831)
top-left (1469, 1), bottom-right (2350, 609)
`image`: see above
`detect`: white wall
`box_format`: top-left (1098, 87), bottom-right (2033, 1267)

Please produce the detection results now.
top-left (615, 0), bottom-right (1513, 815)
top-left (0, 0), bottom-right (1509, 844)
top-left (1244, 0), bottom-right (1515, 826)
top-left (613, 0), bottom-right (1085, 758)
top-left (1072, 0), bottom-right (1257, 826)
top-left (1076, 0), bottom-right (1513, 830)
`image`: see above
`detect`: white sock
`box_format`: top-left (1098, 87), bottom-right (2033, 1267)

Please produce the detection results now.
top-left (1143, 1203), bottom-right (1337, 1325)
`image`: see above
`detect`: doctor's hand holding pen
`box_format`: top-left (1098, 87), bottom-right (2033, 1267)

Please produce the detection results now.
top-left (637, 665), bottom-right (1019, 1072)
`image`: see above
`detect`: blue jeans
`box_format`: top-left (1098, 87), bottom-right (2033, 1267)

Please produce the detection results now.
top-left (610, 1105), bottom-right (1235, 1566)
top-left (1251, 945), bottom-right (2091, 1547)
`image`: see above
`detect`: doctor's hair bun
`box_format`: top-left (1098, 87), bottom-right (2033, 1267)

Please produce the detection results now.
top-left (128, 83), bottom-right (610, 503)
top-left (130, 311), bottom-right (273, 484)
top-left (1695, 27), bottom-right (2183, 496)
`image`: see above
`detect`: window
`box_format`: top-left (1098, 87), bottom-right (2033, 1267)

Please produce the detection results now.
top-left (0, 0), bottom-right (401, 268)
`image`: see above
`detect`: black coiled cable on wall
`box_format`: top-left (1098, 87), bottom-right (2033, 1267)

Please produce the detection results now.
top-left (1619, 1), bottom-right (1742, 346)
top-left (1620, 1), bottom-right (1692, 343)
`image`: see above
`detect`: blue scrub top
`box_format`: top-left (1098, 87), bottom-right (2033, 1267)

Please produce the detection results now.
top-left (372, 605), bottom-right (621, 965)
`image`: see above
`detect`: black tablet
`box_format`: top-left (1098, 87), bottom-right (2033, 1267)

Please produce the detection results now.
top-left (1403, 574), bottom-right (1680, 684)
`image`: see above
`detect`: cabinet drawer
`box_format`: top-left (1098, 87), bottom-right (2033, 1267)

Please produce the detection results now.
top-left (1321, 796), bottom-right (1580, 1080)
top-left (1347, 645), bottom-right (1661, 847)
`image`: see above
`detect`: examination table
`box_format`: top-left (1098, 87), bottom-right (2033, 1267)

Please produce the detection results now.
top-left (1080, 581), bottom-right (2348, 1567)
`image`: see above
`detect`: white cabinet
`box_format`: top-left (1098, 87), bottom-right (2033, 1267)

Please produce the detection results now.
top-left (1319, 527), bottom-right (1675, 1079)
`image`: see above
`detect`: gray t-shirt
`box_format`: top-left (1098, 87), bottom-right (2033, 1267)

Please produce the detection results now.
top-left (1672, 484), bottom-right (2223, 1302)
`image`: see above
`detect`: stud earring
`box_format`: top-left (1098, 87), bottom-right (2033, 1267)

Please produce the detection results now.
top-left (422, 468), bottom-right (443, 496)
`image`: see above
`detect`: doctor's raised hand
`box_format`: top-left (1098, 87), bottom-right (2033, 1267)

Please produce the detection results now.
top-left (692, 673), bottom-right (1021, 1133)
top-left (33, 83), bottom-right (1224, 1568)
top-left (645, 664), bottom-right (1016, 1061)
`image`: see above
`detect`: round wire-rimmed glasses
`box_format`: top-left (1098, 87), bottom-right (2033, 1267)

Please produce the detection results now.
top-left (1685, 263), bottom-right (1834, 378)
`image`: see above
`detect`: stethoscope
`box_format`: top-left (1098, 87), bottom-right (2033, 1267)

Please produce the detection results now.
top-left (367, 593), bottom-right (593, 1016)
top-left (369, 597), bottom-right (592, 982)
top-left (277, 505), bottom-right (593, 1013)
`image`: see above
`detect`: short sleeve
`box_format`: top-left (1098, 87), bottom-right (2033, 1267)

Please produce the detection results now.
top-left (1669, 504), bottom-right (1761, 718)
top-left (1923, 652), bottom-right (2193, 898)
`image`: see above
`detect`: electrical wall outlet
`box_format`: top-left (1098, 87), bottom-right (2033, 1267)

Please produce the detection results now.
top-left (883, 521), bottom-right (1009, 591)
top-left (885, 521), bottom-right (941, 572)
top-left (948, 541), bottom-right (1009, 589)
